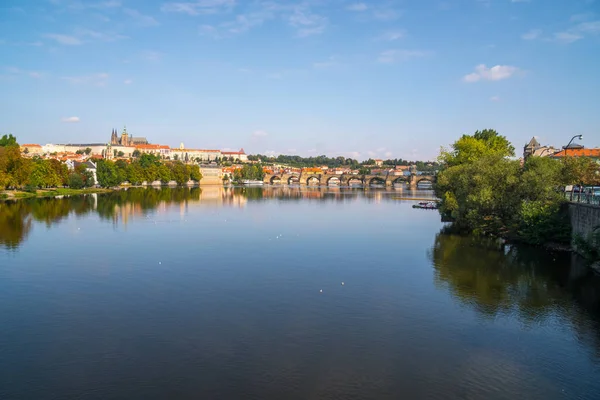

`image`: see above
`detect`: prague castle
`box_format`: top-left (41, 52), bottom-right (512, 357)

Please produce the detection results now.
top-left (110, 126), bottom-right (148, 147)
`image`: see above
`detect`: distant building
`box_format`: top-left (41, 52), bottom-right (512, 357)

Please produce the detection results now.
top-left (110, 126), bottom-right (148, 147)
top-left (221, 148), bottom-right (248, 162)
top-left (374, 159), bottom-right (383, 166)
top-left (135, 144), bottom-right (171, 158)
top-left (523, 137), bottom-right (558, 158)
top-left (20, 144), bottom-right (43, 156)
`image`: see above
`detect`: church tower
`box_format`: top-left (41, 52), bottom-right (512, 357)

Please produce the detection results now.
top-left (120, 126), bottom-right (129, 147)
top-left (110, 129), bottom-right (118, 145)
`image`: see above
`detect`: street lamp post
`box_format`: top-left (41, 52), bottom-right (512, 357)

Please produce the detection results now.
top-left (565, 134), bottom-right (583, 157)
top-left (564, 135), bottom-right (583, 201)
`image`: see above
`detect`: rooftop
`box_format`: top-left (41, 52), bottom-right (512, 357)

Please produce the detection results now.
top-left (552, 148), bottom-right (600, 158)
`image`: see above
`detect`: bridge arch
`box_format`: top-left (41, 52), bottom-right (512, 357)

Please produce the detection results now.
top-left (414, 177), bottom-right (434, 188)
top-left (325, 175), bottom-right (341, 185)
top-left (287, 175), bottom-right (300, 185)
top-left (367, 176), bottom-right (387, 186)
top-left (270, 175), bottom-right (282, 184)
top-left (346, 176), bottom-right (364, 186)
top-left (390, 176), bottom-right (409, 185)
top-left (305, 175), bottom-right (321, 186)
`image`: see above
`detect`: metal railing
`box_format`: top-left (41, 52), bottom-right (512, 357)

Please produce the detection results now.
top-left (566, 191), bottom-right (600, 206)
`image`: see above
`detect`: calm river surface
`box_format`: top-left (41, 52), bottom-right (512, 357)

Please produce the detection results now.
top-left (2, 187), bottom-right (600, 400)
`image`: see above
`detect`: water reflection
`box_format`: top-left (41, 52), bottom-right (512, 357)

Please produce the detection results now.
top-left (430, 230), bottom-right (600, 358)
top-left (0, 186), bottom-right (434, 249)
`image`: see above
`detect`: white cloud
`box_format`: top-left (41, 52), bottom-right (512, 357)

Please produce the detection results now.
top-left (124, 8), bottom-right (159, 27)
top-left (554, 20), bottom-right (600, 43)
top-left (347, 3), bottom-right (368, 11)
top-left (384, 151), bottom-right (393, 157)
top-left (288, 8), bottom-right (327, 37)
top-left (510, 0), bottom-right (530, 3)
top-left (161, 0), bottom-right (235, 16)
top-left (313, 56), bottom-right (337, 68)
top-left (252, 130), bottom-right (268, 137)
top-left (61, 116), bottom-right (80, 123)
top-left (43, 33), bottom-right (82, 45)
top-left (5, 67), bottom-right (44, 79)
top-left (377, 49), bottom-right (430, 63)
top-left (490, 95), bottom-right (501, 102)
top-left (62, 73), bottom-right (109, 86)
top-left (373, 8), bottom-right (400, 21)
top-left (75, 28), bottom-right (127, 42)
top-left (139, 50), bottom-right (162, 61)
top-left (570, 13), bottom-right (595, 22)
top-left (124, 79), bottom-right (132, 84)
top-left (521, 29), bottom-right (541, 40)
top-left (578, 20), bottom-right (600, 34)
top-left (554, 31), bottom-right (584, 43)
top-left (463, 64), bottom-right (519, 83)
top-left (379, 30), bottom-right (406, 41)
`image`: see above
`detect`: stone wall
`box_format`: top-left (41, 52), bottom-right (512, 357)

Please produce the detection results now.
top-left (569, 203), bottom-right (600, 252)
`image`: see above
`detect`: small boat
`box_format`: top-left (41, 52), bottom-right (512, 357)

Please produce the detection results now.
top-left (412, 201), bottom-right (439, 209)
top-left (242, 180), bottom-right (264, 186)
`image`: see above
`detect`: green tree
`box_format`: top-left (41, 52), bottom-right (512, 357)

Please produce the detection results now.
top-left (440, 129), bottom-right (515, 167)
top-left (68, 172), bottom-right (85, 189)
top-left (0, 134), bottom-right (18, 147)
top-left (158, 164), bottom-right (171, 183)
top-left (96, 160), bottom-right (122, 187)
top-left (132, 149), bottom-right (141, 158)
top-left (126, 162), bottom-right (145, 185)
top-left (84, 147), bottom-right (92, 155)
top-left (189, 165), bottom-right (202, 182)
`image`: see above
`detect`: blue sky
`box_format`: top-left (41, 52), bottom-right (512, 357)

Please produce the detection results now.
top-left (1, 0), bottom-right (598, 160)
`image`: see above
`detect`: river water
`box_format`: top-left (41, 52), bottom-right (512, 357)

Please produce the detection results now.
top-left (1, 187), bottom-right (600, 399)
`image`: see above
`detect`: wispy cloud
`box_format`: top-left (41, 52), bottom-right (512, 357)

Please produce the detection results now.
top-left (61, 116), bottom-right (80, 123)
top-left (44, 33), bottom-right (83, 45)
top-left (139, 50), bottom-right (163, 61)
top-left (490, 95), bottom-right (501, 102)
top-left (510, 0), bottom-right (530, 3)
top-left (123, 8), bottom-right (159, 27)
top-left (161, 0), bottom-right (235, 16)
top-left (378, 30), bottom-right (406, 41)
top-left (124, 79), bottom-right (133, 84)
top-left (521, 29), bottom-right (541, 40)
top-left (463, 64), bottom-right (520, 83)
top-left (43, 29), bottom-right (126, 45)
top-left (373, 10), bottom-right (400, 20)
top-left (288, 7), bottom-right (327, 37)
top-left (4, 67), bottom-right (44, 79)
top-left (554, 31), bottom-right (583, 43)
top-left (377, 49), bottom-right (430, 63)
top-left (201, 11), bottom-right (273, 38)
top-left (74, 28), bottom-right (127, 42)
top-left (554, 20), bottom-right (600, 43)
top-left (313, 55), bottom-right (338, 68)
top-left (347, 3), bottom-right (368, 12)
top-left (570, 13), bottom-right (595, 22)
top-left (62, 73), bottom-right (109, 86)
top-left (252, 130), bottom-right (268, 137)
top-left (49, 0), bottom-right (122, 11)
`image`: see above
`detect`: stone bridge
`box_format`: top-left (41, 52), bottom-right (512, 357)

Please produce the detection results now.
top-left (263, 172), bottom-right (436, 188)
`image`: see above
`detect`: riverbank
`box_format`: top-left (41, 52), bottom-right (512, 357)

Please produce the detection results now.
top-left (1, 188), bottom-right (112, 200)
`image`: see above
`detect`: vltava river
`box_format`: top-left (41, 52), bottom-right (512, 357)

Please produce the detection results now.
top-left (1, 187), bottom-right (600, 399)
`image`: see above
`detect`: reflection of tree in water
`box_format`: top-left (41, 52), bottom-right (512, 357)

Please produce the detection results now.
top-left (0, 201), bottom-right (33, 250)
top-left (430, 229), bottom-right (600, 358)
